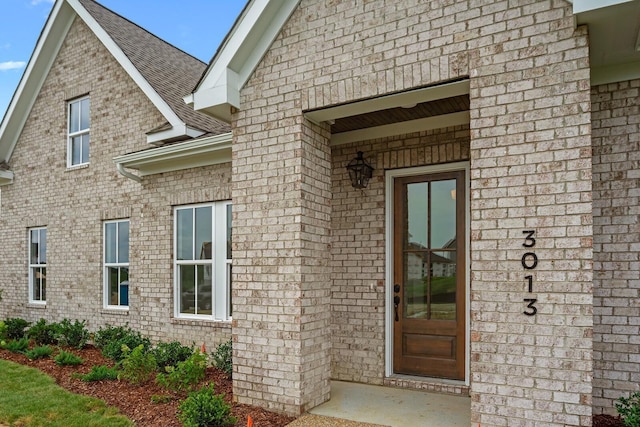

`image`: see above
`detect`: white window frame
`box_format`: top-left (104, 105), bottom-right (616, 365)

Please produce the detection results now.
top-left (28, 227), bottom-right (47, 304)
top-left (67, 96), bottom-right (90, 167)
top-left (174, 201), bottom-right (232, 321)
top-left (103, 219), bottom-right (130, 310)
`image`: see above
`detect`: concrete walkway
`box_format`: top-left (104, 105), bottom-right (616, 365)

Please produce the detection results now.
top-left (287, 381), bottom-right (470, 426)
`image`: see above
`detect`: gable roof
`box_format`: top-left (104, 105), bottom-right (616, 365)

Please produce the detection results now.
top-left (0, 0), bottom-right (229, 171)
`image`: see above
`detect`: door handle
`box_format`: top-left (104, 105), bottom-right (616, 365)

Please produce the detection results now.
top-left (394, 295), bottom-right (400, 321)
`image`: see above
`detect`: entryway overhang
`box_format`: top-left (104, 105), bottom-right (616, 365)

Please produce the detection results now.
top-left (303, 79), bottom-right (470, 146)
top-left (572, 0), bottom-right (640, 85)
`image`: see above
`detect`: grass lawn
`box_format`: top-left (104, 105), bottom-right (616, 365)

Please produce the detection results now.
top-left (0, 359), bottom-right (133, 427)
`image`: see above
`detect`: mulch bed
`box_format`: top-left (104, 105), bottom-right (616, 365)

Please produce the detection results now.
top-left (0, 346), bottom-right (295, 427)
top-left (593, 414), bottom-right (624, 427)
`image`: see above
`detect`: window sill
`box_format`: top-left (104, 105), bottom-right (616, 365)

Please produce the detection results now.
top-left (100, 308), bottom-right (129, 316)
top-left (27, 302), bottom-right (46, 309)
top-left (66, 163), bottom-right (89, 171)
top-left (170, 317), bottom-right (231, 329)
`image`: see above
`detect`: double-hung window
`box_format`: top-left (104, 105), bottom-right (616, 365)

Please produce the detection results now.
top-left (104, 220), bottom-right (129, 308)
top-left (29, 228), bottom-right (47, 304)
top-left (174, 202), bottom-right (231, 320)
top-left (67, 96), bottom-right (90, 167)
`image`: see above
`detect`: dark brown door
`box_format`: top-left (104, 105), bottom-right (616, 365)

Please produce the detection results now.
top-left (393, 170), bottom-right (465, 380)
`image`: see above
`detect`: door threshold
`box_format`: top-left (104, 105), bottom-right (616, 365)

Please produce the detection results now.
top-left (384, 374), bottom-right (469, 396)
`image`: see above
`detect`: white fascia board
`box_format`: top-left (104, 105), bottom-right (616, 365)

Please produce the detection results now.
top-left (66, 0), bottom-right (186, 140)
top-left (191, 0), bottom-right (300, 120)
top-left (573, 0), bottom-right (633, 14)
top-left (114, 132), bottom-right (232, 176)
top-left (0, 0), bottom-right (73, 163)
top-left (331, 111), bottom-right (470, 146)
top-left (306, 80), bottom-right (470, 124)
top-left (0, 170), bottom-right (14, 186)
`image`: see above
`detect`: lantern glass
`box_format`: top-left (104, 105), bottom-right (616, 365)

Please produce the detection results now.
top-left (346, 151), bottom-right (374, 189)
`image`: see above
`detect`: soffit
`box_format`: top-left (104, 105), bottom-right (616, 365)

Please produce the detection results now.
top-left (573, 0), bottom-right (640, 85)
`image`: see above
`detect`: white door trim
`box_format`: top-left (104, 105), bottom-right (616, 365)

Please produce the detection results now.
top-left (384, 161), bottom-right (470, 385)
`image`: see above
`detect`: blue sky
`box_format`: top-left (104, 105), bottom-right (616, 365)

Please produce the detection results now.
top-left (0, 0), bottom-right (246, 120)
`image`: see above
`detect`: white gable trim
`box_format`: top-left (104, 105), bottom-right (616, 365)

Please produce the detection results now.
top-left (186, 0), bottom-right (301, 122)
top-left (0, 0), bottom-right (73, 163)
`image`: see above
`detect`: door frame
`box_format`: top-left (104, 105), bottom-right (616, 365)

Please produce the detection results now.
top-left (385, 161), bottom-right (470, 384)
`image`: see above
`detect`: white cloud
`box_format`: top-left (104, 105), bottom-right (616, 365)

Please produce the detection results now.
top-left (0, 61), bottom-right (27, 71)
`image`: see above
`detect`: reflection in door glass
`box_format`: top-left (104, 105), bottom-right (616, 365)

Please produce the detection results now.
top-left (431, 179), bottom-right (456, 248)
top-left (407, 182), bottom-right (428, 248)
top-left (431, 251), bottom-right (456, 320)
top-left (403, 252), bottom-right (428, 319)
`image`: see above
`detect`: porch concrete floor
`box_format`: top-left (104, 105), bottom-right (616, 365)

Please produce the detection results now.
top-left (288, 381), bottom-right (471, 427)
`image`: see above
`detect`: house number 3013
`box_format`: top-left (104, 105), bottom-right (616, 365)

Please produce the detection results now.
top-left (522, 230), bottom-right (537, 316)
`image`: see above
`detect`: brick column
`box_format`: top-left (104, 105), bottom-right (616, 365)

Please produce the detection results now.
top-left (468, 2), bottom-right (593, 426)
top-left (231, 113), bottom-right (332, 415)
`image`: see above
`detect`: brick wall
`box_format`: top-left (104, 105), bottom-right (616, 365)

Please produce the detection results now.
top-left (236, 0), bottom-right (594, 422)
top-left (0, 18), bottom-right (232, 351)
top-left (592, 79), bottom-right (640, 414)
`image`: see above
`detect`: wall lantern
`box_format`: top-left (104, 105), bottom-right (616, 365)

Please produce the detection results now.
top-left (346, 151), bottom-right (374, 189)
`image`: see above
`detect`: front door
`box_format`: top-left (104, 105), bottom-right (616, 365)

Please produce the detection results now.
top-left (393, 170), bottom-right (466, 380)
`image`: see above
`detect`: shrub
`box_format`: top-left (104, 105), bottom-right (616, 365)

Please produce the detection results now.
top-left (75, 365), bottom-right (118, 382)
top-left (27, 318), bottom-right (59, 345)
top-left (156, 350), bottom-right (207, 393)
top-left (24, 345), bottom-right (53, 360)
top-left (118, 344), bottom-right (157, 385)
top-left (151, 341), bottom-right (194, 370)
top-left (54, 350), bottom-right (84, 366)
top-left (4, 318), bottom-right (30, 340)
top-left (1, 338), bottom-right (30, 353)
top-left (616, 391), bottom-right (640, 427)
top-left (56, 319), bottom-right (90, 349)
top-left (94, 324), bottom-right (151, 362)
top-left (211, 340), bottom-right (232, 379)
top-left (178, 385), bottom-right (235, 427)
top-left (0, 321), bottom-right (7, 340)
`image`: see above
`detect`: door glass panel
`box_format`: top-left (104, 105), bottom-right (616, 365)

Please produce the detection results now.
top-left (403, 252), bottom-right (428, 319)
top-left (431, 251), bottom-right (456, 320)
top-left (406, 182), bottom-right (428, 249)
top-left (431, 179), bottom-right (456, 248)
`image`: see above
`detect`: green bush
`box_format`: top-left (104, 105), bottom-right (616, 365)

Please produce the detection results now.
top-left (616, 391), bottom-right (640, 427)
top-left (156, 350), bottom-right (207, 393)
top-left (1, 338), bottom-right (29, 353)
top-left (118, 344), bottom-right (157, 385)
top-left (75, 365), bottom-right (119, 382)
top-left (54, 350), bottom-right (84, 366)
top-left (27, 318), bottom-right (59, 345)
top-left (56, 319), bottom-right (90, 349)
top-left (4, 318), bottom-right (30, 340)
top-left (178, 385), bottom-right (235, 427)
top-left (151, 341), bottom-right (194, 370)
top-left (0, 321), bottom-right (7, 340)
top-left (94, 324), bottom-right (150, 362)
top-left (211, 340), bottom-right (232, 379)
top-left (25, 345), bottom-right (53, 360)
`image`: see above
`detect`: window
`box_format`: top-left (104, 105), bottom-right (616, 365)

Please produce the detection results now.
top-left (174, 202), bottom-right (231, 320)
top-left (29, 228), bottom-right (47, 304)
top-left (67, 97), bottom-right (90, 166)
top-left (104, 220), bottom-right (129, 308)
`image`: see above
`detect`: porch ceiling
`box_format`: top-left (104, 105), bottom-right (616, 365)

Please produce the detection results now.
top-left (304, 79), bottom-right (471, 146)
top-left (331, 94), bottom-right (469, 134)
